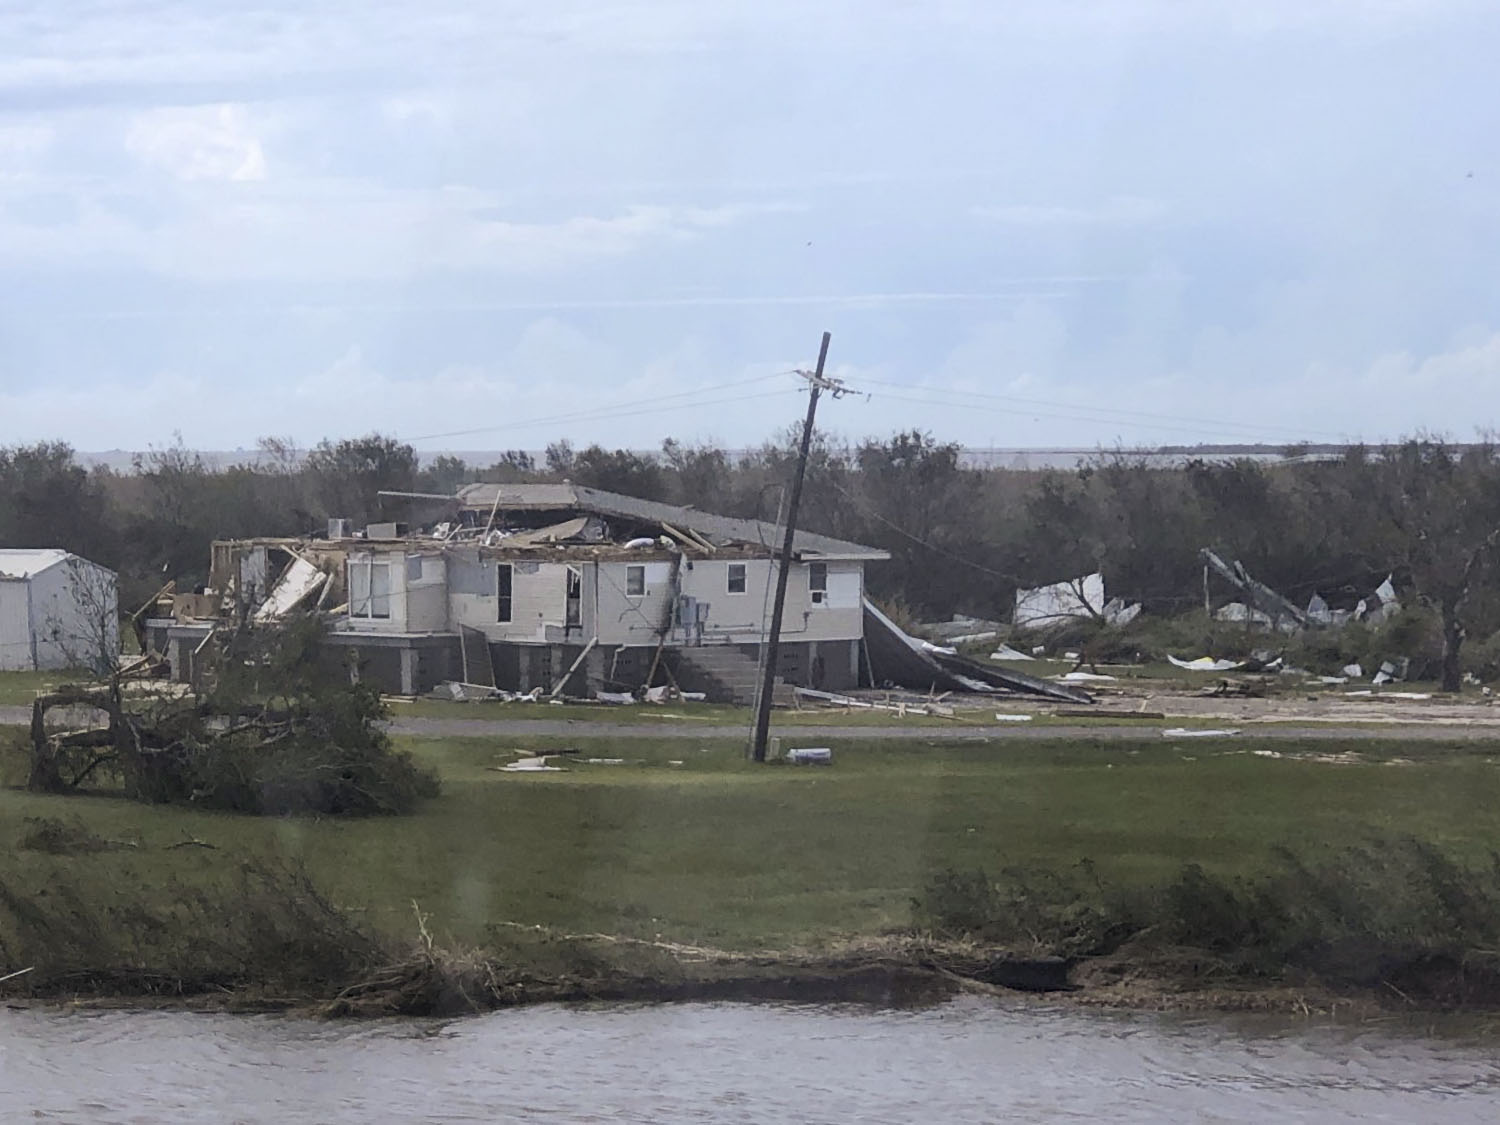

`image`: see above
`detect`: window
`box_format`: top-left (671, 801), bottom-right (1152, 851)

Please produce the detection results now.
top-left (348, 559), bottom-right (391, 619)
top-left (566, 565), bottom-right (583, 627)
top-left (626, 565), bottom-right (646, 597)
top-left (809, 562), bottom-right (827, 605)
top-left (407, 555), bottom-right (424, 582)
top-left (496, 564), bottom-right (512, 623)
top-left (727, 563), bottom-right (747, 595)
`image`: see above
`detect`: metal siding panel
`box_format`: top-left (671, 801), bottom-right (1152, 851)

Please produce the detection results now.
top-left (0, 581), bottom-right (32, 670)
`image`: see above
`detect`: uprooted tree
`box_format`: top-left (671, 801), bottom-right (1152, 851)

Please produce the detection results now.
top-left (27, 614), bottom-right (439, 815)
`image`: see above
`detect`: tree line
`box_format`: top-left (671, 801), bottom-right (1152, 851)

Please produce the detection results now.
top-left (4, 430), bottom-right (1500, 691)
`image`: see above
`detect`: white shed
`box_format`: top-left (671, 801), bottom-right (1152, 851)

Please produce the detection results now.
top-left (0, 549), bottom-right (119, 673)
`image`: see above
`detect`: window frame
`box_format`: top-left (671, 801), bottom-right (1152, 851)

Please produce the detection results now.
top-left (726, 562), bottom-right (747, 595)
top-left (625, 564), bottom-right (646, 597)
top-left (808, 561), bottom-right (828, 606)
top-left (566, 565), bottom-right (583, 627)
top-left (496, 563), bottom-right (513, 623)
top-left (348, 558), bottom-right (392, 620)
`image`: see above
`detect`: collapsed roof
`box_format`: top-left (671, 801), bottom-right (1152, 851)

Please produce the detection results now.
top-left (442, 483), bottom-right (888, 560)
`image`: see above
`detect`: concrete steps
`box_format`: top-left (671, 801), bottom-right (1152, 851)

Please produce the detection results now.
top-left (673, 645), bottom-right (790, 706)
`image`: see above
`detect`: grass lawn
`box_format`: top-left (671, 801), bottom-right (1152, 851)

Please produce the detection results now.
top-left (0, 670), bottom-right (101, 707)
top-left (4, 731), bottom-right (1500, 957)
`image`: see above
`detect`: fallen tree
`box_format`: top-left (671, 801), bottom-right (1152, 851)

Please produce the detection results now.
top-left (27, 614), bottom-right (438, 816)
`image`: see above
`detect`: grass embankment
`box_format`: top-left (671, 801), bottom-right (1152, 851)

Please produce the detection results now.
top-left (4, 731), bottom-right (1500, 1012)
top-left (0, 670), bottom-right (89, 707)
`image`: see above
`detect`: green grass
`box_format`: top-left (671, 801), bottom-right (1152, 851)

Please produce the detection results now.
top-left (4, 731), bottom-right (1500, 956)
top-left (0, 670), bottom-right (101, 707)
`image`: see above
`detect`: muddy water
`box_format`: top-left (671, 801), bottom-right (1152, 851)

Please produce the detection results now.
top-left (3, 998), bottom-right (1499, 1123)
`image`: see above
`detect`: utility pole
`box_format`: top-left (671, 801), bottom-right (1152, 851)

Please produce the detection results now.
top-left (751, 330), bottom-right (846, 762)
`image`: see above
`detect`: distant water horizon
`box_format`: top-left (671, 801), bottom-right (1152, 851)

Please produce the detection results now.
top-left (72, 443), bottom-right (1352, 473)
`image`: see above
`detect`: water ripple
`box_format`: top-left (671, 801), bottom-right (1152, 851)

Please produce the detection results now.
top-left (3, 999), bottom-right (1500, 1123)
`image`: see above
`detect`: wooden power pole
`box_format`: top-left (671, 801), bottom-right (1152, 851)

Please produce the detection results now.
top-left (751, 331), bottom-right (846, 762)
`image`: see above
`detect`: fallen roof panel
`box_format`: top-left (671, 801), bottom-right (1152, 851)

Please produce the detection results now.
top-left (862, 599), bottom-right (1092, 704)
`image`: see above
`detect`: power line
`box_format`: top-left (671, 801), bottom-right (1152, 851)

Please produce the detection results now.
top-left (862, 388), bottom-right (1334, 445)
top-left (403, 371), bottom-right (792, 443)
top-left (856, 378), bottom-right (1349, 444)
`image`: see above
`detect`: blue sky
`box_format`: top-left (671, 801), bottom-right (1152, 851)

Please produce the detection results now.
top-left (1, 0), bottom-right (1497, 454)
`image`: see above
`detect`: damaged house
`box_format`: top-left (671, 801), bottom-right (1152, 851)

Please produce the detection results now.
top-left (146, 483), bottom-right (889, 703)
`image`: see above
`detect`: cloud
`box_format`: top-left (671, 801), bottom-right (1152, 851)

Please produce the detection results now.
top-left (0, 176), bottom-right (795, 280)
top-left (125, 104), bottom-right (267, 181)
top-left (971, 197), bottom-right (1168, 227)
top-left (0, 122), bottom-right (53, 179)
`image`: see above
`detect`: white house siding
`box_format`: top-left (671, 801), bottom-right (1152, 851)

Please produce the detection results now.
top-left (344, 550), bottom-right (448, 634)
top-left (446, 555), bottom-right (573, 642)
top-left (591, 557), bottom-right (865, 647)
top-left (404, 555), bottom-right (449, 633)
top-left (344, 549), bottom-right (867, 654)
top-left (592, 559), bottom-right (677, 645)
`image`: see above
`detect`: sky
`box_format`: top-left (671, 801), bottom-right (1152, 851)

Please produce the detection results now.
top-left (1, 0), bottom-right (1498, 456)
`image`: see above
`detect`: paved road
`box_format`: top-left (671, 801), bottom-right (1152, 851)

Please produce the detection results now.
top-left (7, 703), bottom-right (1498, 743)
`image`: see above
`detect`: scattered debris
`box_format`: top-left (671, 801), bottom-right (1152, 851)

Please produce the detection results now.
top-left (795, 687), bottom-right (955, 718)
top-left (1201, 549), bottom-right (1308, 631)
top-left (919, 614), bottom-right (1005, 643)
top-left (1056, 671), bottom-right (1116, 683)
top-left (1215, 602), bottom-right (1275, 628)
top-left (993, 713), bottom-right (1034, 722)
top-left (786, 747), bottom-right (833, 765)
top-left (1202, 679), bottom-right (1267, 698)
top-left (1103, 597), bottom-right (1142, 627)
top-left (1055, 708), bottom-right (1166, 720)
top-left (989, 644), bottom-right (1036, 661)
top-left (253, 555), bottom-right (327, 622)
top-left (498, 757), bottom-right (565, 772)
top-left (1168, 655), bottom-right (1244, 672)
top-left (1342, 663), bottom-right (1364, 679)
top-left (863, 600), bottom-right (1093, 704)
top-left (1013, 573), bottom-right (1106, 630)
top-left (1163, 728), bottom-right (1242, 738)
